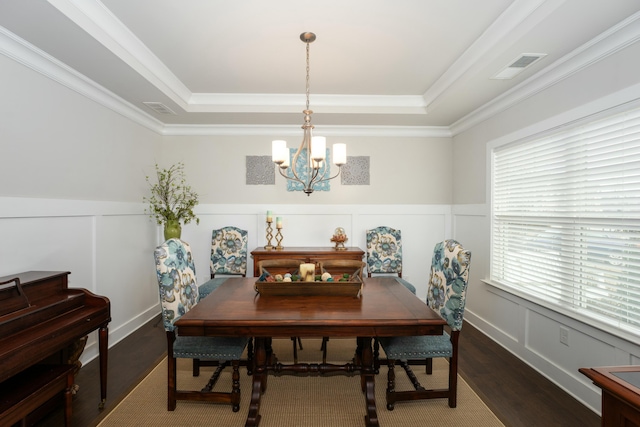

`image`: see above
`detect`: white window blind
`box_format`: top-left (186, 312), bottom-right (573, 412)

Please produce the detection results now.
top-left (491, 106), bottom-right (640, 338)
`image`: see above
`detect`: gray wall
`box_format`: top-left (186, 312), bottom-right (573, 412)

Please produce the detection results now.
top-left (158, 135), bottom-right (453, 205)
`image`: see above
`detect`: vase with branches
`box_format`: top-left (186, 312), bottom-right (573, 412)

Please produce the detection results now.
top-left (144, 162), bottom-right (199, 240)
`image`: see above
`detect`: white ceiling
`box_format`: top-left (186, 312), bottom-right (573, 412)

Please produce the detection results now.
top-left (1, 0), bottom-right (640, 134)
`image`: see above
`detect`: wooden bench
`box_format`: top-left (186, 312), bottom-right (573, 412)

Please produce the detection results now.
top-left (0, 364), bottom-right (75, 427)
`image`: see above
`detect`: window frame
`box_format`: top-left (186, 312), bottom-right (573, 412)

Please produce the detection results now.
top-left (489, 102), bottom-right (640, 344)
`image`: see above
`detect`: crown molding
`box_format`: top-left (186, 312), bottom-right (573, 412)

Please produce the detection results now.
top-left (0, 26), bottom-right (164, 134)
top-left (450, 10), bottom-right (640, 135)
top-left (162, 124), bottom-right (451, 138)
top-left (49, 0), bottom-right (430, 117)
top-left (0, 26), bottom-right (439, 138)
top-left (47, 0), bottom-right (192, 109)
top-left (4, 5), bottom-right (640, 139)
top-left (422, 0), bottom-right (552, 109)
top-left (188, 93), bottom-right (428, 115)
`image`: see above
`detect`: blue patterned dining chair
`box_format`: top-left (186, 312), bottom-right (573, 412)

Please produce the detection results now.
top-left (154, 238), bottom-right (249, 412)
top-left (366, 226), bottom-right (403, 276)
top-left (366, 227), bottom-right (417, 367)
top-left (377, 239), bottom-right (471, 409)
top-left (366, 226), bottom-right (416, 294)
top-left (210, 226), bottom-right (248, 279)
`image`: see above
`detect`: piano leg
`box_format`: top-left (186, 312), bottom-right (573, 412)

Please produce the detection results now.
top-left (98, 325), bottom-right (109, 410)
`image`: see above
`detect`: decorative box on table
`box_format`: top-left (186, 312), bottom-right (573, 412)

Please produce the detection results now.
top-left (254, 280), bottom-right (362, 297)
top-left (255, 262), bottom-right (364, 297)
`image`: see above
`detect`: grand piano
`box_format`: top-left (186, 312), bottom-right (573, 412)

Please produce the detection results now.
top-left (0, 271), bottom-right (111, 416)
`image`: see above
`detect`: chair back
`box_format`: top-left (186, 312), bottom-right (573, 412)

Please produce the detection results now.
top-left (154, 238), bottom-right (200, 332)
top-left (366, 226), bottom-right (402, 276)
top-left (210, 226), bottom-right (248, 277)
top-left (427, 239), bottom-right (471, 331)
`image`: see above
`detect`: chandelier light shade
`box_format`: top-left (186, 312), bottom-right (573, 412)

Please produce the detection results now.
top-left (272, 32), bottom-right (347, 196)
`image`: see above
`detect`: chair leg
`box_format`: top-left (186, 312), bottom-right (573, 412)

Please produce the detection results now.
top-left (167, 355), bottom-right (177, 411)
top-left (193, 358), bottom-right (200, 376)
top-left (246, 338), bottom-right (254, 375)
top-left (385, 359), bottom-right (397, 411)
top-left (320, 337), bottom-right (328, 351)
top-left (231, 360), bottom-right (241, 412)
top-left (425, 357), bottom-right (433, 375)
top-left (297, 337), bottom-right (303, 349)
top-left (291, 337), bottom-right (299, 364)
top-left (448, 355), bottom-right (458, 408)
top-left (321, 337), bottom-right (329, 364)
top-left (449, 330), bottom-right (460, 408)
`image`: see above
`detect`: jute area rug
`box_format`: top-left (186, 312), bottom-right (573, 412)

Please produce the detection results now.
top-left (98, 338), bottom-right (503, 427)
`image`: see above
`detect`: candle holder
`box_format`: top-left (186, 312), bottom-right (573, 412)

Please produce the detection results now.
top-left (264, 219), bottom-right (274, 250)
top-left (275, 228), bottom-right (284, 250)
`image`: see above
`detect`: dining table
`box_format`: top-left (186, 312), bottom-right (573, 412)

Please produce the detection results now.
top-left (174, 276), bottom-right (446, 427)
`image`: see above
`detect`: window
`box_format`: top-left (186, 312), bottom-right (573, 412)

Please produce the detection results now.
top-left (491, 105), bottom-right (640, 339)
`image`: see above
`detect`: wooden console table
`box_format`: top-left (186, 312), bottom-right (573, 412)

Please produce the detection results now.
top-left (250, 246), bottom-right (364, 277)
top-left (580, 365), bottom-right (640, 426)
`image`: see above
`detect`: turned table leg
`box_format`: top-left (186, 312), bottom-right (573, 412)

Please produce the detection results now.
top-left (245, 337), bottom-right (269, 427)
top-left (358, 337), bottom-right (379, 427)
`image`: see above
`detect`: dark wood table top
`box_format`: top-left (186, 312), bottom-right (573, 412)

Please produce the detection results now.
top-left (176, 277), bottom-right (445, 338)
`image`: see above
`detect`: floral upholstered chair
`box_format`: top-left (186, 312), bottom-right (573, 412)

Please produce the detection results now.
top-left (210, 226), bottom-right (248, 279)
top-left (366, 226), bottom-right (416, 294)
top-left (377, 239), bottom-right (471, 409)
top-left (366, 226), bottom-right (402, 276)
top-left (154, 238), bottom-right (249, 412)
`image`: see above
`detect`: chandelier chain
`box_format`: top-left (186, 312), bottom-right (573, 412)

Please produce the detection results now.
top-left (305, 41), bottom-right (311, 111)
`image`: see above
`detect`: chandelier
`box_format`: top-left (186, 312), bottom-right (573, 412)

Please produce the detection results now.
top-left (271, 32), bottom-right (347, 196)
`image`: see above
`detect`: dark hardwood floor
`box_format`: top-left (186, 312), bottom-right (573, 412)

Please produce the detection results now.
top-left (458, 324), bottom-right (600, 427)
top-left (34, 316), bottom-right (600, 427)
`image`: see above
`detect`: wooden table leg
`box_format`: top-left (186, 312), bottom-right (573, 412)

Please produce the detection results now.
top-left (358, 337), bottom-right (379, 427)
top-left (245, 337), bottom-right (268, 427)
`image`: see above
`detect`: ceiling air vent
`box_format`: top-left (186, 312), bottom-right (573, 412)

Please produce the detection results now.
top-left (491, 53), bottom-right (547, 80)
top-left (143, 102), bottom-right (177, 115)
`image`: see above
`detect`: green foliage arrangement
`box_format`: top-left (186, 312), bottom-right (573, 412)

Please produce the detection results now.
top-left (144, 162), bottom-right (200, 226)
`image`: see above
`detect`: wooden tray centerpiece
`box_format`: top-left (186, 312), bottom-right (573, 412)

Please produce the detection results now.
top-left (255, 261), bottom-right (364, 297)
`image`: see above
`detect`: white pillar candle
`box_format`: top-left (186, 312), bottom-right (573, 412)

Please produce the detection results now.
top-left (272, 140), bottom-right (287, 163)
top-left (300, 263), bottom-right (316, 282)
top-left (266, 210), bottom-right (273, 222)
top-left (333, 143), bottom-right (347, 165)
top-left (311, 136), bottom-right (326, 161)
top-left (276, 217), bottom-right (283, 229)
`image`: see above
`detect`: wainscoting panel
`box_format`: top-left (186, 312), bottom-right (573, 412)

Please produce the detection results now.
top-left (0, 197), bottom-right (157, 364)
top-left (1, 199), bottom-right (454, 364)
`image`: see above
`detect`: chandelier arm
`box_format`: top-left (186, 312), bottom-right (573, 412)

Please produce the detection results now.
top-left (290, 146), bottom-right (305, 183)
top-left (310, 164), bottom-right (343, 185)
top-left (309, 161), bottom-right (323, 181)
top-left (277, 165), bottom-right (306, 186)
